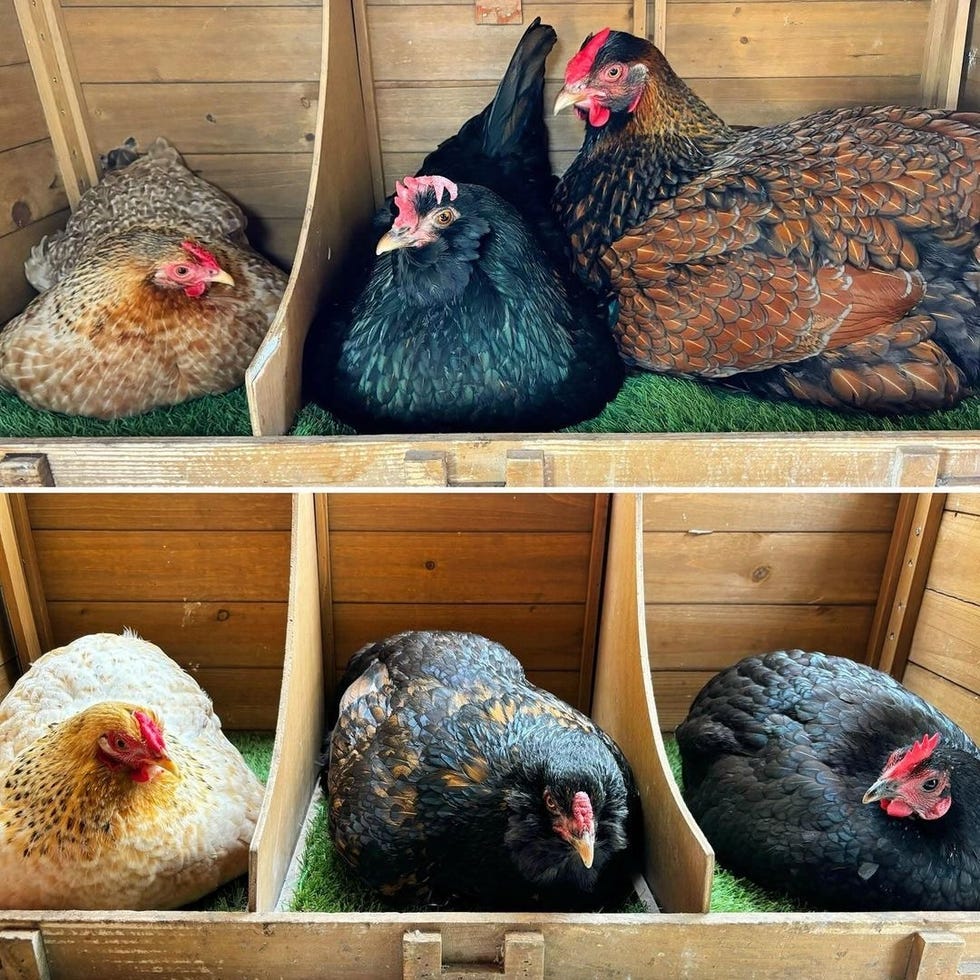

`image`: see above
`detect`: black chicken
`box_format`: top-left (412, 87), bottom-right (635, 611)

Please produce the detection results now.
top-left (414, 18), bottom-right (561, 261)
top-left (324, 630), bottom-right (641, 911)
top-left (303, 21), bottom-right (623, 432)
top-left (676, 650), bottom-right (980, 910)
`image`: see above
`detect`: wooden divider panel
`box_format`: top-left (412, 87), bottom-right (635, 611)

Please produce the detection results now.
top-left (593, 493), bottom-right (712, 913)
top-left (250, 493), bottom-right (323, 912)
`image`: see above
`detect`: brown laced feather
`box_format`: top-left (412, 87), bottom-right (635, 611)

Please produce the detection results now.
top-left (555, 31), bottom-right (980, 411)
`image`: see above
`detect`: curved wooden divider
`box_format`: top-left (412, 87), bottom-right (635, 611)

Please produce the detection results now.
top-left (591, 493), bottom-right (713, 913)
top-left (245, 0), bottom-right (375, 436)
top-left (249, 493), bottom-right (325, 912)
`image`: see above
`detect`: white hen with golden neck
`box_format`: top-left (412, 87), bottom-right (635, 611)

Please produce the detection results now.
top-left (0, 632), bottom-right (264, 910)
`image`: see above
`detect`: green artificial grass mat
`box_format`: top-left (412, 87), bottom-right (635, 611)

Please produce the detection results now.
top-left (183, 730), bottom-right (274, 913)
top-left (0, 387), bottom-right (253, 438)
top-left (289, 796), bottom-right (647, 914)
top-left (662, 737), bottom-right (804, 913)
top-left (3, 371), bottom-right (977, 438)
top-left (290, 373), bottom-right (980, 436)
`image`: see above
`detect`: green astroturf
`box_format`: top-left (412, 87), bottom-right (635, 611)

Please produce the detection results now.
top-left (2, 371), bottom-right (977, 438)
top-left (662, 737), bottom-right (804, 913)
top-left (0, 387), bottom-right (253, 438)
top-left (289, 796), bottom-right (646, 914)
top-left (290, 373), bottom-right (980, 436)
top-left (183, 730), bottom-right (274, 913)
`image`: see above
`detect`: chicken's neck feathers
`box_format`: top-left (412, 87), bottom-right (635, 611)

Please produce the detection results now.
top-left (1, 727), bottom-right (193, 860)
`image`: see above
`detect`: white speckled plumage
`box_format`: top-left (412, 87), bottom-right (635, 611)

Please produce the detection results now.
top-left (0, 632), bottom-right (265, 910)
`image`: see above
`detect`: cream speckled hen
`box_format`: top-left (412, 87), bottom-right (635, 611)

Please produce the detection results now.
top-left (0, 137), bottom-right (286, 419)
top-left (0, 632), bottom-right (264, 910)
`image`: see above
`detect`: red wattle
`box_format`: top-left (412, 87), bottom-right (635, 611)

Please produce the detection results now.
top-left (184, 281), bottom-right (207, 298)
top-left (589, 103), bottom-right (611, 128)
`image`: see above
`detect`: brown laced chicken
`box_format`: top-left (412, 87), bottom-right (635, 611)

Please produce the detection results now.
top-left (553, 30), bottom-right (980, 412)
top-left (0, 137), bottom-right (286, 418)
top-left (0, 632), bottom-right (264, 910)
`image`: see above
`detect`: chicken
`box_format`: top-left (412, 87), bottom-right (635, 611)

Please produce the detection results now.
top-left (411, 18), bottom-right (565, 265)
top-left (0, 631), bottom-right (265, 910)
top-left (325, 630), bottom-right (640, 910)
top-left (0, 137), bottom-right (286, 419)
top-left (305, 174), bottom-right (623, 432)
top-left (304, 22), bottom-right (624, 432)
top-left (675, 650), bottom-right (980, 910)
top-left (25, 137), bottom-right (247, 292)
top-left (553, 29), bottom-right (980, 412)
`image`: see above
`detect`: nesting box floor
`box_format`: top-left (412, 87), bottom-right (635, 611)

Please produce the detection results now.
top-left (0, 388), bottom-right (254, 437)
top-left (286, 793), bottom-right (649, 914)
top-left (292, 374), bottom-right (980, 436)
top-left (4, 372), bottom-right (977, 438)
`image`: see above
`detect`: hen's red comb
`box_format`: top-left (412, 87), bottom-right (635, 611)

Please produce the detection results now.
top-left (565, 28), bottom-right (612, 86)
top-left (392, 175), bottom-right (459, 229)
top-left (134, 710), bottom-right (166, 756)
top-left (571, 790), bottom-right (594, 833)
top-left (180, 240), bottom-right (222, 272)
top-left (885, 732), bottom-right (941, 779)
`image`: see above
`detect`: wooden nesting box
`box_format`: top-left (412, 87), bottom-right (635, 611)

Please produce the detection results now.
top-left (4, 0), bottom-right (980, 488)
top-left (0, 489), bottom-right (979, 976)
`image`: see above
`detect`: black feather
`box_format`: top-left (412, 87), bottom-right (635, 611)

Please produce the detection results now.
top-left (304, 22), bottom-right (624, 431)
top-left (676, 650), bottom-right (980, 910)
top-left (324, 630), bottom-right (641, 911)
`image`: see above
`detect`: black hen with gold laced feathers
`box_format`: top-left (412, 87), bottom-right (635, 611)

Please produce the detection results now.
top-left (323, 630), bottom-right (641, 911)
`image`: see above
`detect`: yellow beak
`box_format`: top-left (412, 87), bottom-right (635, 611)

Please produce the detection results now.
top-left (376, 227), bottom-right (416, 256)
top-left (210, 267), bottom-right (235, 287)
top-left (156, 754), bottom-right (180, 777)
top-left (570, 830), bottom-right (595, 869)
top-left (554, 87), bottom-right (584, 116)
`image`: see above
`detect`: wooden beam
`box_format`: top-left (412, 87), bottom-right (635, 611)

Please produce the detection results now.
top-left (315, 493), bottom-right (336, 698)
top-left (869, 493), bottom-right (947, 678)
top-left (0, 493), bottom-right (52, 665)
top-left (920, 0), bottom-right (972, 108)
top-left (0, 930), bottom-right (51, 980)
top-left (12, 0), bottom-right (97, 206)
top-left (904, 931), bottom-right (965, 980)
top-left (576, 493), bottom-right (608, 713)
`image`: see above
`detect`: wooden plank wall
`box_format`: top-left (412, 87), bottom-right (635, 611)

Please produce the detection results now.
top-left (0, 0), bottom-right (69, 324)
top-left (0, 592), bottom-right (18, 698)
top-left (55, 0), bottom-right (320, 268)
top-left (322, 493), bottom-right (607, 710)
top-left (366, 0), bottom-right (937, 192)
top-left (903, 492), bottom-right (980, 743)
top-left (22, 493), bottom-right (292, 729)
top-left (642, 492), bottom-right (900, 731)
top-left (962, 0), bottom-right (980, 108)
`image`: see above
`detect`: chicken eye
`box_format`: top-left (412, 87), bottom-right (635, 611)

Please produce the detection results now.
top-left (115, 737), bottom-right (127, 751)
top-left (922, 777), bottom-right (939, 792)
top-left (174, 265), bottom-right (190, 278)
top-left (434, 209), bottom-right (455, 227)
top-left (543, 789), bottom-right (560, 814)
top-left (604, 64), bottom-right (622, 79)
